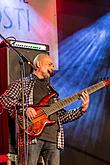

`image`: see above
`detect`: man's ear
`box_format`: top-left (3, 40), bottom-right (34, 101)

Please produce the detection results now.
top-left (36, 61), bottom-right (40, 68)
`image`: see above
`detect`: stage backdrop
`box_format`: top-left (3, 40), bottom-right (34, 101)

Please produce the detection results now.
top-left (0, 0), bottom-right (58, 69)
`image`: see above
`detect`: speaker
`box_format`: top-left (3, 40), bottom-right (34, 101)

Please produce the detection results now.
top-left (6, 40), bottom-right (49, 85)
top-left (0, 41), bottom-right (49, 163)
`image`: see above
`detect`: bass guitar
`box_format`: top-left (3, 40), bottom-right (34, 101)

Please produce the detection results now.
top-left (17, 79), bottom-right (110, 138)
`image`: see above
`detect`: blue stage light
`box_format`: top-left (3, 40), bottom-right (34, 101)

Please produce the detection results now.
top-left (51, 12), bottom-right (110, 145)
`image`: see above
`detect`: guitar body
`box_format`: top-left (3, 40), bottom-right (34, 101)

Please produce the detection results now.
top-left (18, 92), bottom-right (57, 137)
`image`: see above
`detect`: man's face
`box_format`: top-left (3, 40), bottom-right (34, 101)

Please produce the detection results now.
top-left (38, 55), bottom-right (54, 79)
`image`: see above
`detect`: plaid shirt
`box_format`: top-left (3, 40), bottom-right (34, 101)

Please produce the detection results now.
top-left (0, 74), bottom-right (84, 150)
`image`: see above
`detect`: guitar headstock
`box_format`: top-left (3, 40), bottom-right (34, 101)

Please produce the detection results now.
top-left (104, 79), bottom-right (110, 86)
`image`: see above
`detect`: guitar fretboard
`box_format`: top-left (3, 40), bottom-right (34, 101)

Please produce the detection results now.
top-left (43, 81), bottom-right (106, 116)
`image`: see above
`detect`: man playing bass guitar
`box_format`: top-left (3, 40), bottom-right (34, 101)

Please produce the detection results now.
top-left (0, 53), bottom-right (89, 165)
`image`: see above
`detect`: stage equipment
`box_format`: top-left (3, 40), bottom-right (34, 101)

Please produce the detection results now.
top-left (6, 40), bottom-right (49, 84)
top-left (0, 38), bottom-right (49, 165)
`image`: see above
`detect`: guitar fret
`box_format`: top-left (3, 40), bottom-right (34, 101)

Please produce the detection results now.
top-left (87, 82), bottom-right (105, 94)
top-left (47, 81), bottom-right (106, 115)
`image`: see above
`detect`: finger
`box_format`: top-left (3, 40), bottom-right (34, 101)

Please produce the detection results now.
top-left (27, 108), bottom-right (37, 120)
top-left (80, 94), bottom-right (87, 102)
top-left (27, 111), bottom-right (33, 120)
top-left (80, 96), bottom-right (86, 103)
top-left (82, 91), bottom-right (89, 100)
top-left (80, 93), bottom-right (89, 103)
top-left (30, 111), bottom-right (37, 120)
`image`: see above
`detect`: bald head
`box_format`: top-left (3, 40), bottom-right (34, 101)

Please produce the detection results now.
top-left (33, 54), bottom-right (52, 69)
top-left (33, 54), bottom-right (54, 79)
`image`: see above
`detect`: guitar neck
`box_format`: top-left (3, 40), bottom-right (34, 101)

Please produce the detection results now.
top-left (44, 81), bottom-right (106, 116)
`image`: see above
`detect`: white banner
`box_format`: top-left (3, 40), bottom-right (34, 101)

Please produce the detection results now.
top-left (0, 0), bottom-right (58, 68)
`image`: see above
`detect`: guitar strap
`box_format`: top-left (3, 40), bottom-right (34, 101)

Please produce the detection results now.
top-left (47, 84), bottom-right (59, 97)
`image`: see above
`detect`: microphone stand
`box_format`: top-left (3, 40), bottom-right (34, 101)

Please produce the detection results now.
top-left (0, 34), bottom-right (36, 165)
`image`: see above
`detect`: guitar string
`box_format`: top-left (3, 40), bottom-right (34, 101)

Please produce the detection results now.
top-left (28, 81), bottom-right (105, 117)
top-left (45, 81), bottom-right (105, 115)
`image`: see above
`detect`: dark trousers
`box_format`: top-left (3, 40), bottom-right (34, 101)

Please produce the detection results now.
top-left (28, 139), bottom-right (60, 165)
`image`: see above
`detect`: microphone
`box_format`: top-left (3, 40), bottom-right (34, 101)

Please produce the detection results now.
top-left (0, 40), bottom-right (9, 48)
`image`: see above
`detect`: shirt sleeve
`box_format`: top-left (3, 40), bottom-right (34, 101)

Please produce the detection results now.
top-left (0, 80), bottom-right (22, 113)
top-left (58, 107), bottom-right (85, 124)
